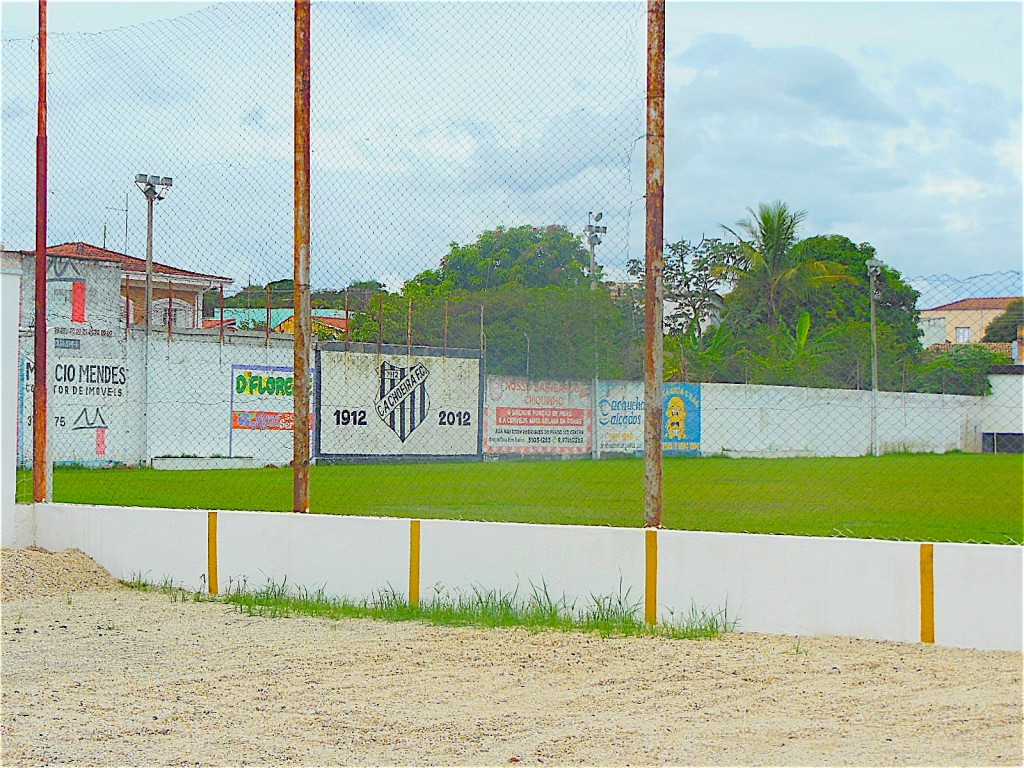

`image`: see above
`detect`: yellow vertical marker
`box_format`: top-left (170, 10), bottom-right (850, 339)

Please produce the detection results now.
top-left (409, 519), bottom-right (421, 609)
top-left (920, 543), bottom-right (934, 644)
top-left (645, 528), bottom-right (658, 625)
top-left (207, 511), bottom-right (219, 596)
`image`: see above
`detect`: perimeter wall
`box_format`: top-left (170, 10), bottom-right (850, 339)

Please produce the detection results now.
top-left (13, 502), bottom-right (1021, 652)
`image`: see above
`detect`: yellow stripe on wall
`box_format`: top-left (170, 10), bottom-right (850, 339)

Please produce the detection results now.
top-left (645, 528), bottom-right (658, 625)
top-left (207, 511), bottom-right (219, 596)
top-left (920, 543), bottom-right (934, 644)
top-left (409, 519), bottom-right (421, 609)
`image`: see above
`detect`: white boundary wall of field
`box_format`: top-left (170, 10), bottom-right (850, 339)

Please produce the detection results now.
top-left (700, 383), bottom-right (979, 457)
top-left (11, 502), bottom-right (1022, 652)
top-left (13, 326), bottom-right (1004, 467)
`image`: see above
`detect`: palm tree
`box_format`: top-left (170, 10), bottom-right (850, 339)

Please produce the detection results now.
top-left (719, 200), bottom-right (850, 323)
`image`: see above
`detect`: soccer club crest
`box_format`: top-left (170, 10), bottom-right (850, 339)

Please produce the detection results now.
top-left (375, 361), bottom-right (430, 442)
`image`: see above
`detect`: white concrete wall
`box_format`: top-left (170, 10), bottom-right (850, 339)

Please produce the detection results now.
top-left (420, 519), bottom-right (645, 612)
top-left (934, 543), bottom-right (1023, 651)
top-left (15, 325), bottom-right (998, 465)
top-left (1, 267), bottom-right (31, 548)
top-left (658, 531), bottom-right (920, 643)
top-left (19, 503), bottom-right (1022, 651)
top-left (33, 503), bottom-right (208, 590)
top-left (216, 511), bottom-right (409, 599)
top-left (977, 373), bottom-right (1023, 434)
top-left (701, 383), bottom-right (977, 457)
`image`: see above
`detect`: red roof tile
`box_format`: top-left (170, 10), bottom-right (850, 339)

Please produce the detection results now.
top-left (923, 296), bottom-right (1021, 312)
top-left (37, 242), bottom-right (233, 284)
top-left (314, 316), bottom-right (349, 331)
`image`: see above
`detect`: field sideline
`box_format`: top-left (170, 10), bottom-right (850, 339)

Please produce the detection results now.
top-left (16, 453), bottom-right (1022, 544)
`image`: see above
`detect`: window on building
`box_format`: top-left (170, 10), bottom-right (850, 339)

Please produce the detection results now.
top-left (153, 297), bottom-right (195, 328)
top-left (955, 326), bottom-right (971, 343)
top-left (119, 297), bottom-right (135, 327)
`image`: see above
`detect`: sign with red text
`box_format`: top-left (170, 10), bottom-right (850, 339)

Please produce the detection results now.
top-left (484, 376), bottom-right (592, 455)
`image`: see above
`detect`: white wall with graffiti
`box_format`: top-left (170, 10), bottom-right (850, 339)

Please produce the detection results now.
top-left (16, 329), bottom-right (985, 468)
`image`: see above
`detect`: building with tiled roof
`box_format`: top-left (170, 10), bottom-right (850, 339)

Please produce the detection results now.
top-left (11, 242), bottom-right (232, 330)
top-left (273, 312), bottom-right (349, 339)
top-left (919, 296), bottom-right (1021, 346)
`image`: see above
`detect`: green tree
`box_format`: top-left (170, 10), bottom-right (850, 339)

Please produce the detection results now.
top-left (627, 236), bottom-right (743, 341)
top-left (982, 299), bottom-right (1024, 342)
top-left (719, 201), bottom-right (852, 327)
top-left (348, 283), bottom-right (641, 380)
top-left (412, 224), bottom-right (591, 293)
top-left (911, 345), bottom-right (1011, 395)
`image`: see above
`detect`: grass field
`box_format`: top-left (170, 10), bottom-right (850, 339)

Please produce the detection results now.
top-left (16, 453), bottom-right (1023, 544)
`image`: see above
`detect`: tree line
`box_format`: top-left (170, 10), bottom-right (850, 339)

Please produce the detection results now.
top-left (217, 204), bottom-right (1016, 394)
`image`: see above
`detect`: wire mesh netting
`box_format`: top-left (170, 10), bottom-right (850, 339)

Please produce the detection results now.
top-left (3, 2), bottom-right (1021, 544)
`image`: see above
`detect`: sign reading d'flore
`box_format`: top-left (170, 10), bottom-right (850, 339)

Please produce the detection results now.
top-left (318, 350), bottom-right (480, 457)
top-left (230, 364), bottom-right (314, 464)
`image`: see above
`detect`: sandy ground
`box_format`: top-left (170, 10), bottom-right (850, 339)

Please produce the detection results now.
top-left (1, 548), bottom-right (1021, 767)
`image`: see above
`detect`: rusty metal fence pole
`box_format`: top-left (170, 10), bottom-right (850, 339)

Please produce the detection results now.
top-left (643, 0), bottom-right (665, 529)
top-left (32, 0), bottom-right (49, 503)
top-left (292, 0), bottom-right (312, 513)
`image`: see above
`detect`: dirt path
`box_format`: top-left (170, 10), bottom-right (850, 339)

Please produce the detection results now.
top-left (2, 548), bottom-right (1021, 766)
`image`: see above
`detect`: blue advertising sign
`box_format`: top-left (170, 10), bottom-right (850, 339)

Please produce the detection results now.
top-left (662, 382), bottom-right (700, 456)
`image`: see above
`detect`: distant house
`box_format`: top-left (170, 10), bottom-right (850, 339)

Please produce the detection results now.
top-left (918, 297), bottom-right (1021, 346)
top-left (24, 242), bottom-right (234, 329)
top-left (273, 312), bottom-right (349, 339)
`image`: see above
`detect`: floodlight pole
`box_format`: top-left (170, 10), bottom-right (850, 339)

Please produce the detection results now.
top-left (643, 0), bottom-right (666, 529)
top-left (134, 175), bottom-right (172, 336)
top-left (134, 175), bottom-right (172, 468)
top-left (584, 211), bottom-right (606, 291)
top-left (866, 259), bottom-right (882, 457)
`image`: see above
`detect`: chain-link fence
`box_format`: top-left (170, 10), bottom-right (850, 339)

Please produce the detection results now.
top-left (4, 3), bottom-right (1021, 544)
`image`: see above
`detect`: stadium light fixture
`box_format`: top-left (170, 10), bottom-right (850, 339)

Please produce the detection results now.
top-left (584, 211), bottom-right (608, 290)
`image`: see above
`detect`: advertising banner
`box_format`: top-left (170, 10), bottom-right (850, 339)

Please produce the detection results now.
top-left (663, 382), bottom-right (701, 456)
top-left (484, 376), bottom-right (592, 455)
top-left (18, 350), bottom-right (137, 466)
top-left (318, 349), bottom-right (481, 457)
top-left (230, 364), bottom-right (313, 463)
top-left (595, 379), bottom-right (645, 454)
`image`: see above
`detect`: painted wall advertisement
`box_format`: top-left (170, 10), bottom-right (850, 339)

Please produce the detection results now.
top-left (484, 376), bottom-right (592, 455)
top-left (230, 364), bottom-right (313, 463)
top-left (18, 352), bottom-right (135, 466)
top-left (663, 382), bottom-right (701, 456)
top-left (594, 380), bottom-right (701, 456)
top-left (595, 379), bottom-right (645, 454)
top-left (317, 350), bottom-right (481, 457)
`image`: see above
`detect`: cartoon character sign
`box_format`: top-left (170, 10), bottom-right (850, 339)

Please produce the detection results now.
top-left (665, 395), bottom-right (687, 440)
top-left (662, 383), bottom-right (700, 456)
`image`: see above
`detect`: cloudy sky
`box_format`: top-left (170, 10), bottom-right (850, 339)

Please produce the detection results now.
top-left (1, 0), bottom-right (1021, 305)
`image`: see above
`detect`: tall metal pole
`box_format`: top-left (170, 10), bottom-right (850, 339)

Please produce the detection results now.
top-left (588, 237), bottom-right (597, 290)
top-left (867, 259), bottom-right (881, 457)
top-left (32, 0), bottom-right (49, 503)
top-left (144, 197), bottom-right (154, 336)
top-left (292, 0), bottom-right (312, 513)
top-left (643, 0), bottom-right (666, 529)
